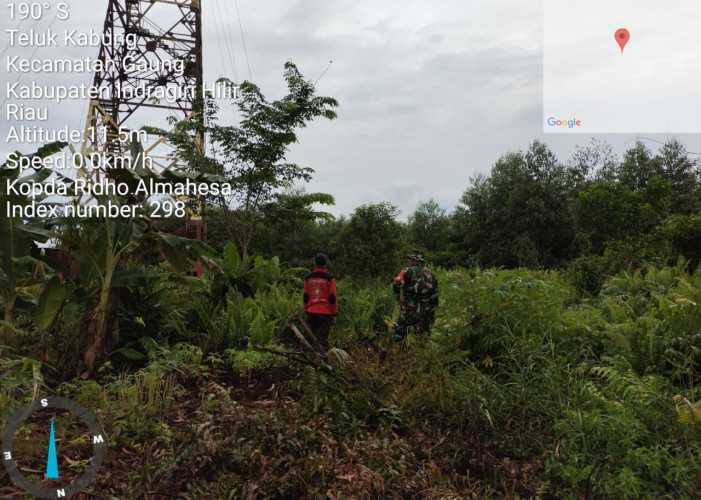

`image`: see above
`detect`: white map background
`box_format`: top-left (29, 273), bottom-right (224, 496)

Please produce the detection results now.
top-left (544, 0), bottom-right (701, 133)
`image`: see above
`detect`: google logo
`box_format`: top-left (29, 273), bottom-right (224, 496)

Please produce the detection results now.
top-left (546, 117), bottom-right (583, 129)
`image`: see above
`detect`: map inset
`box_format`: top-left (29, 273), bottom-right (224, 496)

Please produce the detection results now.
top-left (543, 0), bottom-right (701, 133)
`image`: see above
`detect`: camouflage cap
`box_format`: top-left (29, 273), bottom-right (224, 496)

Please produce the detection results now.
top-left (406, 251), bottom-right (425, 263)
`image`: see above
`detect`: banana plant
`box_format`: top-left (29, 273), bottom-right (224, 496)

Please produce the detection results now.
top-left (60, 135), bottom-right (221, 374)
top-left (51, 199), bottom-right (217, 375)
top-left (3, 136), bottom-right (219, 374)
top-left (0, 142), bottom-right (66, 342)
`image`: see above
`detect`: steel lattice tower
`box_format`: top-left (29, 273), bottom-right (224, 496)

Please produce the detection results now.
top-left (82, 0), bottom-right (206, 240)
top-left (83, 0), bottom-right (204, 162)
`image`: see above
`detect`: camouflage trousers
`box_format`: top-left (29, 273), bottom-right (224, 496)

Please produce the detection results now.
top-left (395, 302), bottom-right (436, 339)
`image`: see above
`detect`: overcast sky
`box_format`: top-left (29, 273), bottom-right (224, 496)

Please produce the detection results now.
top-left (2, 0), bottom-right (700, 217)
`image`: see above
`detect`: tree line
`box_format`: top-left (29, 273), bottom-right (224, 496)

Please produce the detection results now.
top-left (201, 138), bottom-right (701, 290)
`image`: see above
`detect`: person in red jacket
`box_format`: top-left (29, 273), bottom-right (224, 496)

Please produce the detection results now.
top-left (303, 254), bottom-right (338, 351)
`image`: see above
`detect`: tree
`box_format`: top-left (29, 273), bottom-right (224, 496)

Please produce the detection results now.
top-left (661, 214), bottom-right (701, 270)
top-left (570, 140), bottom-right (698, 260)
top-left (570, 138), bottom-right (618, 182)
top-left (657, 140), bottom-right (699, 214)
top-left (456, 142), bottom-right (577, 268)
top-left (575, 181), bottom-right (645, 254)
top-left (617, 141), bottom-right (660, 191)
top-left (248, 189), bottom-right (336, 266)
top-left (162, 62), bottom-right (339, 257)
top-left (408, 199), bottom-right (450, 253)
top-left (332, 203), bottom-right (405, 281)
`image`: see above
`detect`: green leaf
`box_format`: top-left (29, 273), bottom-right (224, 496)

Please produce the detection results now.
top-left (223, 242), bottom-right (241, 274)
top-left (154, 233), bottom-right (217, 273)
top-left (160, 242), bottom-right (190, 273)
top-left (111, 347), bottom-right (147, 361)
top-left (18, 224), bottom-right (53, 240)
top-left (32, 141), bottom-right (68, 159)
top-left (36, 277), bottom-right (69, 331)
top-left (111, 269), bottom-right (161, 288)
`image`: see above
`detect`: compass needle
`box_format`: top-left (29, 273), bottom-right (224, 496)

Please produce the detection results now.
top-left (45, 418), bottom-right (59, 480)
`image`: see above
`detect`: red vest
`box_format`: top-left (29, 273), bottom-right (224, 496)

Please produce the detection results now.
top-left (304, 267), bottom-right (339, 315)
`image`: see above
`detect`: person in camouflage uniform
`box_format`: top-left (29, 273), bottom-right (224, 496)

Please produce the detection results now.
top-left (392, 252), bottom-right (439, 339)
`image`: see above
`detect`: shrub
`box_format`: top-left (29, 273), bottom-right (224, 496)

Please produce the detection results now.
top-left (566, 254), bottom-right (610, 296)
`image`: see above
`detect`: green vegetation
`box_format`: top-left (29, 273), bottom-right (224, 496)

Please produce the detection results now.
top-left (2, 64), bottom-right (700, 498)
top-left (3, 263), bottom-right (700, 498)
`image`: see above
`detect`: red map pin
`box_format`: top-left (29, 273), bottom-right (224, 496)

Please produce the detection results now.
top-left (615, 28), bottom-right (631, 52)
